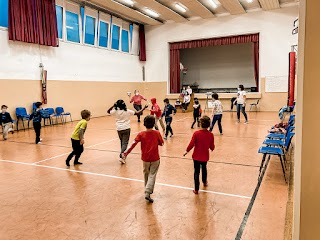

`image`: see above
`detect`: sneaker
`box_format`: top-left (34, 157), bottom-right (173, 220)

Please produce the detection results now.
top-left (138, 120), bottom-right (141, 123)
top-left (244, 121), bottom-right (248, 124)
top-left (36, 142), bottom-right (42, 144)
top-left (145, 194), bottom-right (154, 203)
top-left (119, 158), bottom-right (126, 164)
top-left (66, 160), bottom-right (70, 167)
top-left (170, 134), bottom-right (173, 138)
top-left (193, 190), bottom-right (199, 194)
top-left (3, 138), bottom-right (7, 141)
top-left (164, 136), bottom-right (167, 140)
top-left (220, 133), bottom-right (223, 135)
top-left (204, 182), bottom-right (209, 187)
top-left (74, 161), bottom-right (83, 165)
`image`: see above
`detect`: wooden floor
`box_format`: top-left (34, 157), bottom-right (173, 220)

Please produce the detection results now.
top-left (0, 112), bottom-right (289, 240)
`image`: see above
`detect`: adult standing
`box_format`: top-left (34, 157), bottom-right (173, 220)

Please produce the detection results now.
top-left (130, 90), bottom-right (147, 122)
top-left (234, 84), bottom-right (248, 124)
top-left (186, 85), bottom-right (193, 95)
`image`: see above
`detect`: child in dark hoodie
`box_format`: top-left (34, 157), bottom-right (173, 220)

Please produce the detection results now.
top-left (150, 98), bottom-right (165, 132)
top-left (191, 98), bottom-right (201, 129)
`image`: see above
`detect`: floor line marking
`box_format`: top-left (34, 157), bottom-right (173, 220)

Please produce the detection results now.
top-left (0, 159), bottom-right (251, 200)
top-left (33, 132), bottom-right (140, 164)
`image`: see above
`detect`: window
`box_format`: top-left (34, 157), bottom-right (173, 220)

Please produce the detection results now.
top-left (129, 24), bottom-right (133, 47)
top-left (56, 5), bottom-right (63, 39)
top-left (66, 11), bottom-right (80, 43)
top-left (111, 25), bottom-right (120, 50)
top-left (0, 0), bottom-right (8, 28)
top-left (121, 29), bottom-right (129, 53)
top-left (99, 21), bottom-right (109, 48)
top-left (84, 16), bottom-right (95, 45)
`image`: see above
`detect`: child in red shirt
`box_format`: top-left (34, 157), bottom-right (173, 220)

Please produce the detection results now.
top-left (122, 115), bottom-right (164, 203)
top-left (184, 116), bottom-right (215, 194)
top-left (150, 98), bottom-right (165, 132)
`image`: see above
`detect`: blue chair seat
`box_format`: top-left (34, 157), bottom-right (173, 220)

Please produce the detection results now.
top-left (263, 139), bottom-right (285, 146)
top-left (267, 133), bottom-right (285, 139)
top-left (258, 146), bottom-right (284, 155)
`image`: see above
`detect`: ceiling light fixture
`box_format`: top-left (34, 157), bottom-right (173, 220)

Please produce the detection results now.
top-left (145, 8), bottom-right (160, 18)
top-left (247, 0), bottom-right (253, 3)
top-left (175, 3), bottom-right (187, 13)
top-left (123, 0), bottom-right (134, 5)
top-left (209, 0), bottom-right (218, 9)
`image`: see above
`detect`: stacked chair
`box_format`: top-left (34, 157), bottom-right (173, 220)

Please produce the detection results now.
top-left (258, 114), bottom-right (295, 183)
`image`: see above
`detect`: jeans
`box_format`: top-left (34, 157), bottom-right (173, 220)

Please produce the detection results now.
top-left (133, 104), bottom-right (142, 121)
top-left (154, 117), bottom-right (165, 131)
top-left (237, 104), bottom-right (248, 121)
top-left (33, 122), bottom-right (41, 144)
top-left (143, 160), bottom-right (160, 195)
top-left (117, 128), bottom-right (131, 158)
top-left (165, 117), bottom-right (173, 137)
top-left (209, 114), bottom-right (223, 133)
top-left (66, 139), bottom-right (84, 164)
top-left (194, 160), bottom-right (208, 191)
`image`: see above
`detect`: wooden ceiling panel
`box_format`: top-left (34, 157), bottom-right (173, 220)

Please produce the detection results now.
top-left (90, 0), bottom-right (162, 25)
top-left (134, 0), bottom-right (188, 22)
top-left (178, 0), bottom-right (215, 19)
top-left (258, 0), bottom-right (280, 10)
top-left (218, 0), bottom-right (246, 14)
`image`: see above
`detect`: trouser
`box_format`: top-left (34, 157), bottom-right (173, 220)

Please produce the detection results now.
top-left (117, 128), bottom-right (131, 158)
top-left (210, 114), bottom-right (223, 133)
top-left (194, 160), bottom-right (208, 191)
top-left (165, 117), bottom-right (173, 137)
top-left (2, 122), bottom-right (13, 139)
top-left (231, 97), bottom-right (237, 110)
top-left (154, 117), bottom-right (165, 131)
top-left (237, 104), bottom-right (248, 121)
top-left (143, 160), bottom-right (160, 195)
top-left (66, 139), bottom-right (84, 163)
top-left (133, 104), bottom-right (142, 121)
top-left (33, 122), bottom-right (41, 144)
top-left (191, 114), bottom-right (200, 128)
top-left (182, 102), bottom-right (189, 110)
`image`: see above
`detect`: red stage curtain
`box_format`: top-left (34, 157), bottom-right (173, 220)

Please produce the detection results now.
top-left (170, 49), bottom-right (180, 93)
top-left (139, 25), bottom-right (146, 61)
top-left (169, 33), bottom-right (259, 93)
top-left (8, 0), bottom-right (58, 47)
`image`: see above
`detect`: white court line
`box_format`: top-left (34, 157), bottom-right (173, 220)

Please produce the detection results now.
top-left (33, 132), bottom-right (140, 164)
top-left (175, 117), bottom-right (190, 122)
top-left (0, 159), bottom-right (251, 199)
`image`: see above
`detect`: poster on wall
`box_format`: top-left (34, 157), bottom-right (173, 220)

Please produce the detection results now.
top-left (41, 68), bottom-right (47, 104)
top-left (265, 76), bottom-right (288, 93)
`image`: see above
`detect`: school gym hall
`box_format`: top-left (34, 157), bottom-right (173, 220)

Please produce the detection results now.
top-left (0, 0), bottom-right (318, 239)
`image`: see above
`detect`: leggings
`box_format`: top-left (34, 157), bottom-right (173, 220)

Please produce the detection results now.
top-left (194, 160), bottom-right (208, 191)
top-left (118, 128), bottom-right (131, 158)
top-left (165, 117), bottom-right (173, 137)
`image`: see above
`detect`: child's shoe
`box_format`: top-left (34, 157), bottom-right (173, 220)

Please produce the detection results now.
top-left (74, 161), bottom-right (83, 165)
top-left (204, 182), bottom-right (209, 187)
top-left (145, 193), bottom-right (154, 203)
top-left (193, 190), bottom-right (199, 194)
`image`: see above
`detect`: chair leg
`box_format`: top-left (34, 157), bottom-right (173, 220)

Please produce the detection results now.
top-left (22, 119), bottom-right (25, 131)
top-left (283, 154), bottom-right (287, 170)
top-left (17, 118), bottom-right (19, 131)
top-left (259, 153), bottom-right (267, 178)
top-left (70, 115), bottom-right (72, 122)
top-left (279, 155), bottom-right (287, 183)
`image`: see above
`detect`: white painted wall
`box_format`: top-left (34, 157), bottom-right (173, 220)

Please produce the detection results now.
top-left (0, 29), bottom-right (143, 82)
top-left (180, 43), bottom-right (255, 89)
top-left (144, 6), bottom-right (299, 92)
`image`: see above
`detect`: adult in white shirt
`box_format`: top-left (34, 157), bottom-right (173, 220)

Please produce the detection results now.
top-left (107, 100), bottom-right (147, 163)
top-left (182, 93), bottom-right (191, 111)
top-left (234, 84), bottom-right (248, 123)
top-left (186, 85), bottom-right (193, 95)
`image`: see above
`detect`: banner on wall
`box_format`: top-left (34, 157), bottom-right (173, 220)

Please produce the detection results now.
top-left (41, 68), bottom-right (48, 104)
top-left (288, 52), bottom-right (296, 107)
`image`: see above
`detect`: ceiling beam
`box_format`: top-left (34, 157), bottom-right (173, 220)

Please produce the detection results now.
top-left (90, 0), bottom-right (162, 25)
top-left (258, 0), bottom-right (280, 10)
top-left (178, 0), bottom-right (215, 19)
top-left (134, 0), bottom-right (188, 22)
top-left (218, 0), bottom-right (246, 15)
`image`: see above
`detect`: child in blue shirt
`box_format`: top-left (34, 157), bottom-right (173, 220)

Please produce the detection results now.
top-left (29, 102), bottom-right (45, 144)
top-left (161, 98), bottom-right (177, 140)
top-left (0, 105), bottom-right (14, 140)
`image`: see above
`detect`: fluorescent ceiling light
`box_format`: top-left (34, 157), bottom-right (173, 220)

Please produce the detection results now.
top-left (175, 3), bottom-right (187, 13)
top-left (209, 0), bottom-right (219, 9)
top-left (145, 8), bottom-right (160, 18)
top-left (123, 0), bottom-right (134, 5)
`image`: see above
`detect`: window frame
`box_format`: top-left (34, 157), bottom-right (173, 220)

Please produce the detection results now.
top-left (83, 7), bottom-right (98, 47)
top-left (110, 17), bottom-right (122, 51)
top-left (97, 12), bottom-right (111, 49)
top-left (65, 1), bottom-right (82, 44)
top-left (0, 0), bottom-right (9, 29)
top-left (55, 4), bottom-right (64, 39)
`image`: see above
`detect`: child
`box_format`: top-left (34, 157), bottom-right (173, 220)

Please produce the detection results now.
top-left (66, 110), bottom-right (91, 167)
top-left (234, 84), bottom-right (248, 124)
top-left (130, 90), bottom-right (147, 122)
top-left (184, 116), bottom-right (215, 194)
top-left (161, 98), bottom-right (177, 140)
top-left (29, 102), bottom-right (45, 144)
top-left (122, 115), bottom-right (164, 203)
top-left (191, 98), bottom-right (201, 129)
top-left (150, 98), bottom-right (165, 132)
top-left (107, 100), bottom-right (147, 164)
top-left (0, 105), bottom-right (14, 140)
top-left (182, 93), bottom-right (191, 112)
top-left (209, 93), bottom-right (223, 135)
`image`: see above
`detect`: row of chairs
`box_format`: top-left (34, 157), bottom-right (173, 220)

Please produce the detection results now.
top-left (16, 105), bottom-right (72, 130)
top-left (258, 114), bottom-right (295, 183)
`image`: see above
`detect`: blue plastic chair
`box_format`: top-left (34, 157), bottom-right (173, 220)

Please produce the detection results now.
top-left (45, 108), bottom-right (59, 125)
top-left (56, 107), bottom-right (72, 123)
top-left (41, 109), bottom-right (52, 126)
top-left (15, 107), bottom-right (30, 131)
top-left (267, 126), bottom-right (295, 140)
